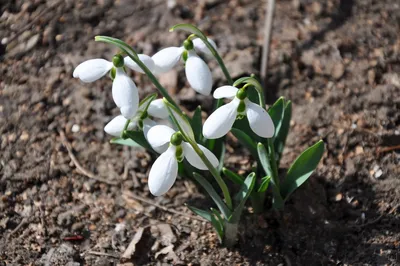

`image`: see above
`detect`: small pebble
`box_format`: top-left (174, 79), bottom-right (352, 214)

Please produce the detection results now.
top-left (71, 124), bottom-right (80, 133)
top-left (374, 169), bottom-right (383, 179)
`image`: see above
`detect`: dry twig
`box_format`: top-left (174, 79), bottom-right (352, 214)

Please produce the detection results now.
top-left (87, 251), bottom-right (120, 259)
top-left (59, 130), bottom-right (118, 186)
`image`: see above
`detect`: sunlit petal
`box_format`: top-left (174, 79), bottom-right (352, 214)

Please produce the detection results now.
top-left (245, 100), bottom-right (275, 138)
top-left (124, 54), bottom-right (155, 73)
top-left (202, 98), bottom-right (240, 139)
top-left (147, 125), bottom-right (175, 153)
top-left (182, 142), bottom-right (219, 170)
top-left (73, 59), bottom-right (112, 83)
top-left (193, 38), bottom-right (217, 57)
top-left (104, 115), bottom-right (136, 137)
top-left (185, 52), bottom-right (213, 95)
top-left (147, 99), bottom-right (169, 119)
top-left (152, 47), bottom-right (183, 74)
top-left (112, 68), bottom-right (139, 119)
top-left (148, 146), bottom-right (178, 196)
top-left (213, 85), bottom-right (238, 99)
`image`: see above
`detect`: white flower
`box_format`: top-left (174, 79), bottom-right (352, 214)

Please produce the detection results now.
top-left (151, 38), bottom-right (217, 95)
top-left (147, 125), bottom-right (219, 196)
top-left (203, 86), bottom-right (275, 139)
top-left (112, 68), bottom-right (139, 119)
top-left (104, 98), bottom-right (167, 138)
top-left (73, 59), bottom-right (113, 83)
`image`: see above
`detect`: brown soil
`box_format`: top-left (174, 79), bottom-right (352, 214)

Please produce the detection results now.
top-left (1, 0), bottom-right (399, 265)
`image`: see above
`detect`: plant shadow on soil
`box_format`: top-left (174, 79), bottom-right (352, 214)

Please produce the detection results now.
top-left (187, 170), bottom-right (399, 265)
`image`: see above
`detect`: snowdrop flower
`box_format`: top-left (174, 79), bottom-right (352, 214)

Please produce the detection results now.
top-left (73, 54), bottom-right (154, 82)
top-left (74, 54), bottom-right (154, 119)
top-left (146, 125), bottom-right (219, 196)
top-left (203, 86), bottom-right (275, 139)
top-left (151, 38), bottom-right (217, 95)
top-left (104, 97), bottom-right (168, 138)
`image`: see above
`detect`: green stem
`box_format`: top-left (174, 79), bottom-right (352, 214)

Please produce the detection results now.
top-left (188, 139), bottom-right (233, 210)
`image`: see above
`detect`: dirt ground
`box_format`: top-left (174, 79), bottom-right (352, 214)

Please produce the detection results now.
top-left (1, 0), bottom-right (399, 265)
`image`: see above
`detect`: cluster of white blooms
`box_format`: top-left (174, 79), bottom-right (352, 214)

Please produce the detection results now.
top-left (73, 36), bottom-right (274, 196)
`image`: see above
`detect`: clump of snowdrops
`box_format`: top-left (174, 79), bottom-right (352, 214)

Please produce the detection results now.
top-left (73, 24), bottom-right (324, 246)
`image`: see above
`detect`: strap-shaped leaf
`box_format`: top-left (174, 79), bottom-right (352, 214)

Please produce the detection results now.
top-left (257, 143), bottom-right (284, 208)
top-left (268, 97), bottom-right (285, 138)
top-left (110, 137), bottom-right (142, 148)
top-left (257, 143), bottom-right (274, 178)
top-left (211, 214), bottom-right (224, 242)
top-left (163, 99), bottom-right (195, 141)
top-left (231, 128), bottom-right (258, 158)
top-left (113, 130), bottom-right (154, 153)
top-left (190, 106), bottom-right (203, 143)
top-left (230, 172), bottom-right (256, 223)
top-left (185, 204), bottom-right (212, 222)
top-left (222, 167), bottom-right (244, 185)
top-left (192, 172), bottom-right (231, 219)
top-left (274, 100), bottom-right (292, 163)
top-left (281, 140), bottom-right (325, 200)
top-left (257, 176), bottom-right (271, 193)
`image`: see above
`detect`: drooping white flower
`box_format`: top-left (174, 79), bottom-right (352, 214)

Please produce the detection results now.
top-left (203, 86), bottom-right (275, 139)
top-left (151, 38), bottom-right (217, 95)
top-left (104, 97), bottom-right (167, 139)
top-left (112, 68), bottom-right (139, 119)
top-left (147, 125), bottom-right (219, 196)
top-left (73, 59), bottom-right (113, 83)
top-left (73, 54), bottom-right (154, 83)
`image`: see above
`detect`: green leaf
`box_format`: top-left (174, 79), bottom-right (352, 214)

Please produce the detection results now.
top-left (257, 176), bottom-right (271, 193)
top-left (192, 172), bottom-right (231, 219)
top-left (257, 143), bottom-right (284, 208)
top-left (281, 140), bottom-right (325, 200)
top-left (231, 128), bottom-right (258, 158)
top-left (186, 204), bottom-right (212, 222)
top-left (163, 99), bottom-right (195, 141)
top-left (256, 143), bottom-right (274, 179)
top-left (268, 97), bottom-right (285, 138)
top-left (211, 214), bottom-right (224, 242)
top-left (170, 24), bottom-right (207, 39)
top-left (123, 130), bottom-right (154, 151)
top-left (110, 137), bottom-right (142, 148)
top-left (274, 100), bottom-right (292, 163)
top-left (230, 172), bottom-right (256, 223)
top-left (222, 167), bottom-right (244, 185)
top-left (190, 106), bottom-right (203, 143)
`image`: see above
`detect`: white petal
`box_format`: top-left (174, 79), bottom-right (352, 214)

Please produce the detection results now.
top-left (147, 125), bottom-right (175, 153)
top-left (202, 98), bottom-right (240, 139)
top-left (104, 115), bottom-right (136, 137)
top-left (112, 68), bottom-right (139, 119)
top-left (182, 142), bottom-right (219, 170)
top-left (124, 54), bottom-right (155, 74)
top-left (185, 52), bottom-right (213, 95)
top-left (245, 100), bottom-right (275, 138)
top-left (143, 118), bottom-right (157, 140)
top-left (213, 85), bottom-right (238, 99)
top-left (147, 99), bottom-right (169, 119)
top-left (152, 47), bottom-right (183, 74)
top-left (148, 146), bottom-right (178, 196)
top-left (193, 38), bottom-right (217, 57)
top-left (73, 59), bottom-right (112, 83)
